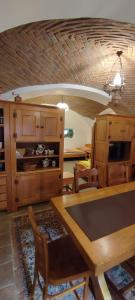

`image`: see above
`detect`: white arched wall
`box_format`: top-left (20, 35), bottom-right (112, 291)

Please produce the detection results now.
top-left (1, 83), bottom-right (111, 106)
top-left (64, 110), bottom-right (94, 150)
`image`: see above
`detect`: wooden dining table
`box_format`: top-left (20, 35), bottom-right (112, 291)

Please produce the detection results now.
top-left (51, 181), bottom-right (135, 300)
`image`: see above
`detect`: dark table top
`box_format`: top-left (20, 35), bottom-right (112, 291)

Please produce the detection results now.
top-left (66, 190), bottom-right (135, 241)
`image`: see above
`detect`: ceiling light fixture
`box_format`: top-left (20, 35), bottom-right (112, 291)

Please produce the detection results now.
top-left (103, 50), bottom-right (125, 104)
top-left (57, 96), bottom-right (69, 112)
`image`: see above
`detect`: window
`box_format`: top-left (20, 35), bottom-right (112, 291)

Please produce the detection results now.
top-left (64, 128), bottom-right (74, 138)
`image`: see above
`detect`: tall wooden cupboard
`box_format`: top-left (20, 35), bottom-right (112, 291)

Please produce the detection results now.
top-left (0, 102), bottom-right (11, 210)
top-left (0, 100), bottom-right (64, 211)
top-left (94, 114), bottom-right (135, 187)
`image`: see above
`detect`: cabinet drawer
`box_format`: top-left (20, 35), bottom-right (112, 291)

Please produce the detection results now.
top-left (0, 185), bottom-right (7, 194)
top-left (0, 193), bottom-right (7, 202)
top-left (0, 177), bottom-right (6, 186)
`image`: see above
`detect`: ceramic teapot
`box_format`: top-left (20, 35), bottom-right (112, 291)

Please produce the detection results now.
top-left (36, 144), bottom-right (45, 155)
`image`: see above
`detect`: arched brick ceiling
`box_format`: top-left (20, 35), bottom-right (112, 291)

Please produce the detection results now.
top-left (0, 18), bottom-right (135, 116)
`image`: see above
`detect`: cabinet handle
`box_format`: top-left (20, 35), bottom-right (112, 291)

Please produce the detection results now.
top-left (36, 125), bottom-right (39, 128)
top-left (40, 126), bottom-right (44, 129)
top-left (60, 134), bottom-right (62, 138)
top-left (15, 197), bottom-right (19, 203)
top-left (109, 121), bottom-right (112, 125)
top-left (15, 179), bottom-right (18, 184)
top-left (59, 174), bottom-right (61, 179)
top-left (108, 135), bottom-right (111, 139)
top-left (13, 133), bottom-right (17, 138)
top-left (120, 129), bottom-right (126, 133)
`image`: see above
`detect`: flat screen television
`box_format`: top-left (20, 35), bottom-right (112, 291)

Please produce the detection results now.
top-left (108, 141), bottom-right (131, 162)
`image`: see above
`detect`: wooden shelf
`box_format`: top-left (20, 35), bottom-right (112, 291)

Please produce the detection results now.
top-left (0, 160), bottom-right (5, 163)
top-left (0, 149), bottom-right (4, 152)
top-left (0, 124), bottom-right (4, 127)
top-left (108, 160), bottom-right (131, 164)
top-left (16, 167), bottom-right (61, 175)
top-left (17, 154), bottom-right (59, 159)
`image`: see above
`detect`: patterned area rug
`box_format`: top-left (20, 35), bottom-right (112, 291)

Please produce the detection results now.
top-left (12, 207), bottom-right (135, 300)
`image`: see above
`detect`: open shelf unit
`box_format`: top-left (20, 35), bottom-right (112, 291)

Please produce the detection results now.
top-left (16, 142), bottom-right (60, 172)
top-left (0, 108), bottom-right (5, 172)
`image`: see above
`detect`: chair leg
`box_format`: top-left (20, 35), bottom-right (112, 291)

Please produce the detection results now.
top-left (83, 276), bottom-right (89, 300)
top-left (43, 284), bottom-right (48, 300)
top-left (30, 261), bottom-right (38, 299)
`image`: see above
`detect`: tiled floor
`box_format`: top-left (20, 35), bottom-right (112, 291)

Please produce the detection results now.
top-left (0, 202), bottom-right (51, 300)
top-left (0, 212), bottom-right (17, 299)
top-left (0, 161), bottom-right (78, 299)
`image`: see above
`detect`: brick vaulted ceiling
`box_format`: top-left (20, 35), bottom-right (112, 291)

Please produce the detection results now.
top-left (1, 18), bottom-right (135, 117)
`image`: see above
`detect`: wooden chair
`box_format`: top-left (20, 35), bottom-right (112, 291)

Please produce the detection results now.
top-left (28, 206), bottom-right (91, 300)
top-left (74, 167), bottom-right (99, 193)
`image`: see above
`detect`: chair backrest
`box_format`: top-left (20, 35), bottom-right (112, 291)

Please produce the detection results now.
top-left (74, 167), bottom-right (99, 192)
top-left (28, 206), bottom-right (48, 280)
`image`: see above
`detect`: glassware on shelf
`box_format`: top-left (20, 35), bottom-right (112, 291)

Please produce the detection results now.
top-left (0, 163), bottom-right (4, 171)
top-left (52, 160), bottom-right (56, 167)
top-left (42, 158), bottom-right (49, 168)
top-left (0, 117), bottom-right (4, 124)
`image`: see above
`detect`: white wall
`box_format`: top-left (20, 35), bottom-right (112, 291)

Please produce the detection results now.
top-left (1, 0), bottom-right (135, 33)
top-left (64, 109), bottom-right (94, 150)
top-left (99, 107), bottom-right (116, 115)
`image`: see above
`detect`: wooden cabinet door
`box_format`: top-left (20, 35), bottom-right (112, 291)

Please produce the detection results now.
top-left (108, 163), bottom-right (130, 186)
top-left (15, 173), bottom-right (40, 206)
top-left (108, 119), bottom-right (131, 140)
top-left (40, 111), bottom-right (62, 140)
top-left (132, 123), bottom-right (135, 164)
top-left (95, 119), bottom-right (107, 141)
top-left (15, 109), bottom-right (40, 141)
top-left (132, 140), bottom-right (135, 164)
top-left (0, 175), bottom-right (7, 210)
top-left (40, 170), bottom-right (62, 200)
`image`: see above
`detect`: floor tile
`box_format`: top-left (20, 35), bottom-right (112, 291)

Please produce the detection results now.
top-left (0, 220), bottom-right (10, 234)
top-left (0, 232), bottom-right (11, 248)
top-left (0, 284), bottom-right (17, 300)
top-left (0, 244), bottom-right (12, 264)
top-left (0, 261), bottom-right (14, 288)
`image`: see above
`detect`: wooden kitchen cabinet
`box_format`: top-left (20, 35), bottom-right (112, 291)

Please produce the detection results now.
top-left (0, 102), bottom-right (11, 210)
top-left (9, 102), bottom-right (64, 211)
top-left (94, 115), bottom-right (133, 187)
top-left (15, 170), bottom-right (62, 207)
top-left (11, 104), bottom-right (63, 142)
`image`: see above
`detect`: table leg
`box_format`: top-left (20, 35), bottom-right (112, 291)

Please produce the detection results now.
top-left (90, 273), bottom-right (112, 300)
